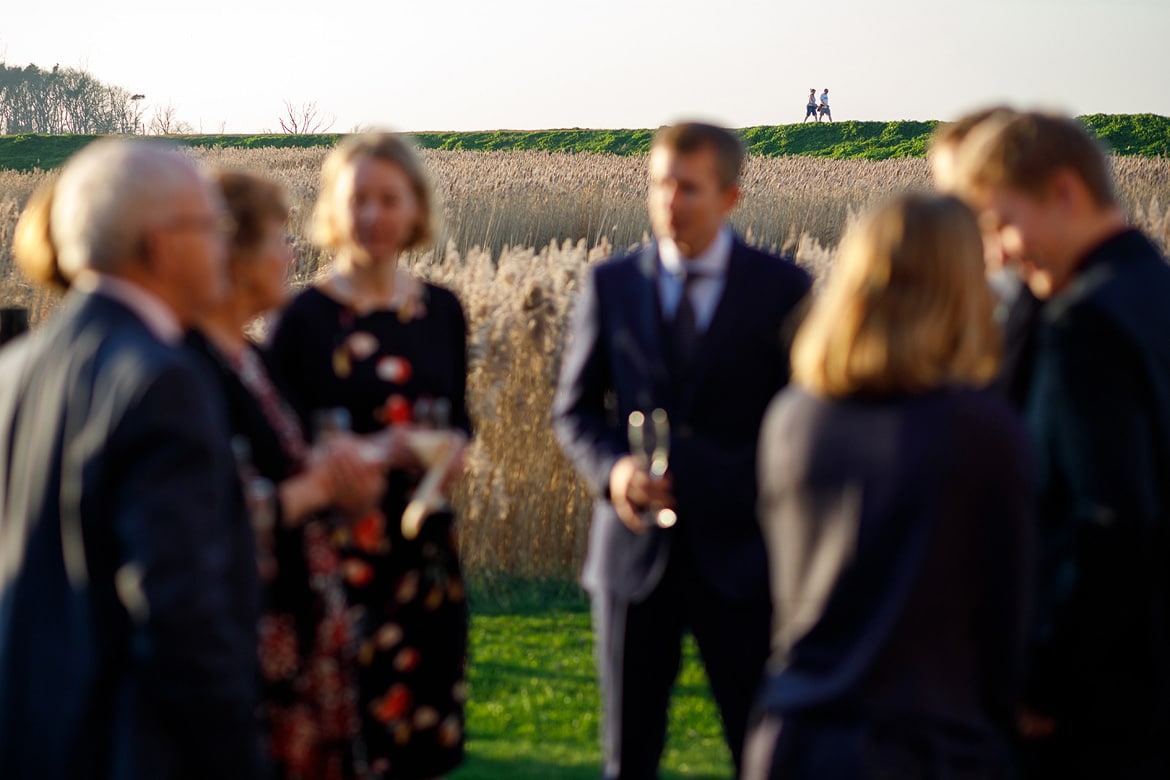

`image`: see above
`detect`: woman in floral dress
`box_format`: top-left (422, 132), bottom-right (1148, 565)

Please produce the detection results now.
top-left (268, 134), bottom-right (470, 780)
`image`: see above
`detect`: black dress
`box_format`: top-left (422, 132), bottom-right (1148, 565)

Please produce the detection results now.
top-left (187, 330), bottom-right (358, 780)
top-left (267, 282), bottom-right (469, 780)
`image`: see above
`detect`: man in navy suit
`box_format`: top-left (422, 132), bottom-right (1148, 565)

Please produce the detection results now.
top-left (553, 122), bottom-right (812, 779)
top-left (0, 140), bottom-right (263, 779)
top-left (954, 111), bottom-right (1170, 777)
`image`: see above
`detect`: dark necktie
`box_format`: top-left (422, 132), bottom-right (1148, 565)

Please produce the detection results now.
top-left (669, 270), bottom-right (702, 377)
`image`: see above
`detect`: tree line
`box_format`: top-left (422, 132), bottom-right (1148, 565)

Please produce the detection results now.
top-left (0, 62), bottom-right (146, 135)
top-left (1, 61), bottom-right (337, 137)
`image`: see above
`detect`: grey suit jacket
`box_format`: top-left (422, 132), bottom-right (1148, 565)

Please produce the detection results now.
top-left (0, 291), bottom-right (262, 780)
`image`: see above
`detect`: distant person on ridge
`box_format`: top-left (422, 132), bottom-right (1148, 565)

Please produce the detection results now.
top-left (818, 89), bottom-right (832, 123)
top-left (804, 89), bottom-right (818, 123)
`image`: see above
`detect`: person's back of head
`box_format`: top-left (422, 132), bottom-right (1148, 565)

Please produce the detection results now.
top-left (12, 179), bottom-right (68, 291)
top-left (792, 194), bottom-right (999, 398)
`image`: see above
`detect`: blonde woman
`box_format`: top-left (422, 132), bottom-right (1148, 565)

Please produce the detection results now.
top-left (743, 194), bottom-right (1034, 778)
top-left (267, 133), bottom-right (469, 779)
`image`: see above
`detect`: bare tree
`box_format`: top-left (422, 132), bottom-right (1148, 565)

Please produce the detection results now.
top-left (278, 100), bottom-right (335, 134)
top-left (148, 101), bottom-right (192, 135)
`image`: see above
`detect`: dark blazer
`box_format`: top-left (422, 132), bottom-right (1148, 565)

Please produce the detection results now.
top-left (0, 292), bottom-right (262, 780)
top-left (552, 238), bottom-right (812, 601)
top-left (752, 386), bottom-right (1034, 777)
top-left (186, 330), bottom-right (298, 486)
top-left (1025, 228), bottom-right (1170, 738)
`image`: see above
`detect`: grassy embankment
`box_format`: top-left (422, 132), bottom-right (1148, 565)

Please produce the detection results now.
top-left (1, 114), bottom-right (1167, 171)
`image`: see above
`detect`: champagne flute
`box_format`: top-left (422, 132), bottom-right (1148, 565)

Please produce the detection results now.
top-left (626, 408), bottom-right (677, 528)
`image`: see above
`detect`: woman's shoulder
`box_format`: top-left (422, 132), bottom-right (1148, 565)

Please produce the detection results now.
top-left (931, 385), bottom-right (1022, 428)
top-left (283, 284), bottom-right (337, 315)
top-left (267, 286), bottom-right (336, 336)
top-left (908, 387), bottom-right (1030, 463)
top-left (421, 280), bottom-right (462, 307)
top-left (419, 280), bottom-right (466, 323)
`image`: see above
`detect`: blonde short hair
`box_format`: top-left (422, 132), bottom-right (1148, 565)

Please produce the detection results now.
top-left (311, 133), bottom-right (436, 251)
top-left (953, 111), bottom-right (1116, 207)
top-left (927, 106), bottom-right (1016, 192)
top-left (792, 194), bottom-right (999, 397)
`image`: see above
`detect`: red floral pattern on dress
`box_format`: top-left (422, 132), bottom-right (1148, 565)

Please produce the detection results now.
top-left (372, 683), bottom-right (412, 723)
top-left (259, 516), bottom-right (360, 779)
top-left (352, 510), bottom-right (389, 554)
top-left (259, 613), bottom-right (299, 682)
top-left (343, 558), bottom-right (375, 588)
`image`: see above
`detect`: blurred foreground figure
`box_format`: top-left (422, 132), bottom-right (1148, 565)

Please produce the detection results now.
top-left (950, 110), bottom-right (1170, 779)
top-left (0, 140), bottom-right (263, 779)
top-left (267, 133), bottom-right (471, 779)
top-left (929, 107), bottom-right (1044, 410)
top-left (553, 122), bottom-right (811, 779)
top-left (191, 170), bottom-right (387, 778)
top-left (744, 194), bottom-right (1034, 779)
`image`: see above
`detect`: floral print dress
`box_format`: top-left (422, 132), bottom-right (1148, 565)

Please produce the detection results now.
top-left (187, 332), bottom-right (361, 780)
top-left (267, 278), bottom-right (470, 780)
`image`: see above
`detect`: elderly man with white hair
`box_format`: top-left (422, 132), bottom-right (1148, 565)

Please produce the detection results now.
top-left (0, 139), bottom-right (263, 780)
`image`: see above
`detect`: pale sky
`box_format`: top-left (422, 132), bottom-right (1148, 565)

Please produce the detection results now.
top-left (3, 0), bottom-right (1168, 134)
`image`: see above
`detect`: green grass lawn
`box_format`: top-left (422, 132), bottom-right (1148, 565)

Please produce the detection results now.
top-left (453, 579), bottom-right (734, 779)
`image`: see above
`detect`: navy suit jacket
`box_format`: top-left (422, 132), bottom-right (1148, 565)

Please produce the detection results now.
top-left (1025, 228), bottom-right (1170, 735)
top-left (553, 238), bottom-right (812, 602)
top-left (0, 291), bottom-right (262, 780)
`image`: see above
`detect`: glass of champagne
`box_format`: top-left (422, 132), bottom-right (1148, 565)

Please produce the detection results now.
top-left (627, 408), bottom-right (677, 528)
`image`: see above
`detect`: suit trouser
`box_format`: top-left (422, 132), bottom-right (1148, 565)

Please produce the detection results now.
top-left (591, 540), bottom-right (772, 780)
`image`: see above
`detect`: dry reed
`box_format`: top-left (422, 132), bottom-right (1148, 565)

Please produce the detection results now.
top-left (3, 149), bottom-right (1170, 576)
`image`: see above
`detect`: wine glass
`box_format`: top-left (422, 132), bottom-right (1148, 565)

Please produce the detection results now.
top-left (627, 408), bottom-right (677, 528)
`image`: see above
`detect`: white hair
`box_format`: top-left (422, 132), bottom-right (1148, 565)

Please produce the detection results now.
top-left (50, 139), bottom-right (202, 279)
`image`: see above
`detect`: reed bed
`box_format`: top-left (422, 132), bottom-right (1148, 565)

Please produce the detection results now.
top-left (3, 149), bottom-right (1169, 576)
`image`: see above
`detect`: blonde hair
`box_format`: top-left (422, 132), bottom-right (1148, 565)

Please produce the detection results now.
top-left (311, 132), bottom-right (436, 252)
top-left (927, 106), bottom-right (1015, 192)
top-left (953, 111), bottom-right (1116, 207)
top-left (792, 194), bottom-right (999, 397)
top-left (13, 178), bottom-right (69, 290)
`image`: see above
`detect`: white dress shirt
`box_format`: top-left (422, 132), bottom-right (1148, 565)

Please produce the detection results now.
top-left (73, 270), bottom-right (184, 346)
top-left (657, 226), bottom-right (732, 333)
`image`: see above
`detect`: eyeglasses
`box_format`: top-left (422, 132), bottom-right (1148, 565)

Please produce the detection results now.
top-left (159, 212), bottom-right (237, 237)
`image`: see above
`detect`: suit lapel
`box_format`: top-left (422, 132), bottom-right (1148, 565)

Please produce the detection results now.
top-left (630, 243), bottom-right (672, 408)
